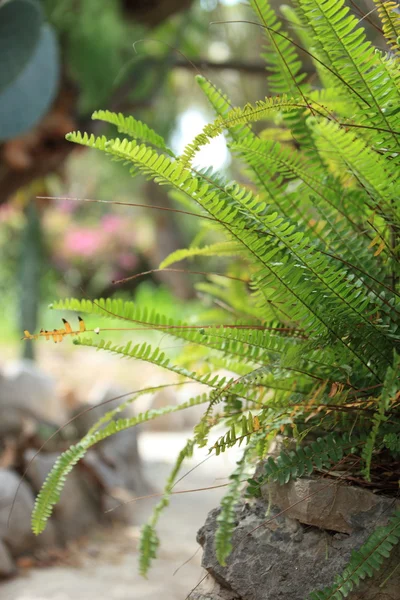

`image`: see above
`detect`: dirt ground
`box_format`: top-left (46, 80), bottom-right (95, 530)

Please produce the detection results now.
top-left (1, 432), bottom-right (238, 600)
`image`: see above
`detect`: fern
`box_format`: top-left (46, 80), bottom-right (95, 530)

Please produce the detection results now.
top-left (159, 241), bottom-right (240, 269)
top-left (32, 0), bottom-right (400, 592)
top-left (383, 433), bottom-right (400, 455)
top-left (179, 95), bottom-right (301, 167)
top-left (73, 336), bottom-right (263, 404)
top-left (212, 413), bottom-right (264, 455)
top-left (31, 392), bottom-right (208, 535)
top-left (373, 1), bottom-right (400, 55)
top-left (139, 438), bottom-right (195, 576)
top-left (248, 433), bottom-right (361, 492)
top-left (297, 0), bottom-right (400, 153)
top-left (215, 447), bottom-right (253, 566)
top-left (92, 109), bottom-right (175, 156)
top-left (249, 0), bottom-right (309, 96)
top-left (361, 351), bottom-right (400, 480)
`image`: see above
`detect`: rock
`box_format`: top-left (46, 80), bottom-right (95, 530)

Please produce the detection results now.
top-left (74, 383), bottom-right (135, 436)
top-left (264, 478), bottom-right (400, 534)
top-left (196, 498), bottom-right (400, 600)
top-left (82, 451), bottom-right (135, 523)
top-left (100, 430), bottom-right (149, 495)
top-left (189, 574), bottom-right (240, 600)
top-left (24, 451), bottom-right (101, 543)
top-left (0, 438), bottom-right (17, 470)
top-left (0, 541), bottom-right (15, 578)
top-left (73, 384), bottom-right (149, 495)
top-left (145, 384), bottom-right (208, 431)
top-left (0, 360), bottom-right (66, 424)
top-left (145, 388), bottom-right (186, 431)
top-left (0, 469), bottom-right (37, 556)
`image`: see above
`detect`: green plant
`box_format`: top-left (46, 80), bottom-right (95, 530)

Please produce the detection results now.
top-left (29, 0), bottom-right (400, 597)
top-left (0, 0), bottom-right (60, 140)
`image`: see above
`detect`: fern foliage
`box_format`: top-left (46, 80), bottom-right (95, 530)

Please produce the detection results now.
top-left (31, 0), bottom-right (400, 595)
top-left (139, 438), bottom-right (194, 576)
top-left (248, 433), bottom-right (363, 492)
top-left (31, 388), bottom-right (208, 535)
top-left (91, 109), bottom-right (175, 156)
top-left (215, 449), bottom-right (252, 566)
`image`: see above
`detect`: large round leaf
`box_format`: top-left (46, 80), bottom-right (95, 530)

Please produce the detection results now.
top-left (0, 0), bottom-right (44, 93)
top-left (0, 24), bottom-right (60, 141)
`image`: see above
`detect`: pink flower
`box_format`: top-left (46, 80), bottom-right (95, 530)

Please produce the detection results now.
top-left (101, 214), bottom-right (123, 233)
top-left (64, 228), bottom-right (103, 257)
top-left (117, 252), bottom-right (138, 270)
top-left (58, 199), bottom-right (78, 214)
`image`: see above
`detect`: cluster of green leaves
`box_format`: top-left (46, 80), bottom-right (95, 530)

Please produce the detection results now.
top-left (247, 433), bottom-right (364, 494)
top-left (0, 0), bottom-right (59, 140)
top-left (31, 0), bottom-right (400, 597)
top-left (42, 0), bottom-right (133, 112)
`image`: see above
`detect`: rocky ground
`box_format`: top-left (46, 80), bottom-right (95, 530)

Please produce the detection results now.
top-left (1, 432), bottom-right (236, 600)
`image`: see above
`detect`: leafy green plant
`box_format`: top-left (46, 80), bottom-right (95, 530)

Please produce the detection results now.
top-left (0, 0), bottom-right (60, 140)
top-left (28, 0), bottom-right (399, 597)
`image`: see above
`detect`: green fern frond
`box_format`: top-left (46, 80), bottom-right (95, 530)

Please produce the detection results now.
top-left (362, 352), bottom-right (400, 480)
top-left (74, 336), bottom-right (230, 388)
top-left (309, 510), bottom-right (400, 599)
top-left (297, 0), bottom-right (400, 152)
top-left (373, 0), bottom-right (400, 55)
top-left (138, 525), bottom-right (159, 578)
top-left (280, 3), bottom-right (338, 90)
top-left (383, 432), bottom-right (400, 455)
top-left (31, 393), bottom-right (209, 535)
top-left (212, 413), bottom-right (264, 455)
top-left (51, 296), bottom-right (165, 325)
top-left (139, 438), bottom-right (195, 576)
top-left (66, 131), bottom-right (111, 152)
top-left (195, 75), bottom-right (254, 145)
top-left (215, 449), bottom-right (252, 565)
top-left (179, 95), bottom-right (301, 167)
top-left (195, 75), bottom-right (285, 204)
top-left (92, 109), bottom-right (175, 156)
top-left (159, 241), bottom-right (240, 269)
top-left (250, 0), bottom-right (309, 96)
top-left (248, 433), bottom-right (360, 491)
top-left (308, 117), bottom-right (400, 220)
top-left (50, 298), bottom-right (302, 371)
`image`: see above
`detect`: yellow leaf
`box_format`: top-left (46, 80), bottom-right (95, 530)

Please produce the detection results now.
top-left (368, 235), bottom-right (380, 249)
top-left (374, 240), bottom-right (386, 257)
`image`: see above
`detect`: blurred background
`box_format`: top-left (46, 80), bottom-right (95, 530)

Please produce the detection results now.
top-left (0, 0), bottom-right (270, 359)
top-left (0, 0), bottom-right (382, 598)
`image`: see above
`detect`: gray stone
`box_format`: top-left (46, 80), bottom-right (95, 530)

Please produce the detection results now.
top-left (196, 498), bottom-right (400, 600)
top-left (0, 468), bottom-right (58, 555)
top-left (81, 451), bottom-right (134, 523)
top-left (0, 469), bottom-right (37, 556)
top-left (100, 429), bottom-right (148, 495)
top-left (0, 360), bottom-right (66, 424)
top-left (190, 574), bottom-right (240, 600)
top-left (24, 451), bottom-right (101, 543)
top-left (141, 384), bottom-right (208, 431)
top-left (264, 478), bottom-right (400, 534)
top-left (73, 384), bottom-right (149, 495)
top-left (0, 541), bottom-right (15, 578)
top-left (74, 383), bottom-right (134, 436)
top-left (145, 388), bottom-right (187, 431)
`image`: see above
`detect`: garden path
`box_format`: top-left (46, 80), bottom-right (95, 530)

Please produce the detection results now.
top-left (1, 432), bottom-right (235, 600)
